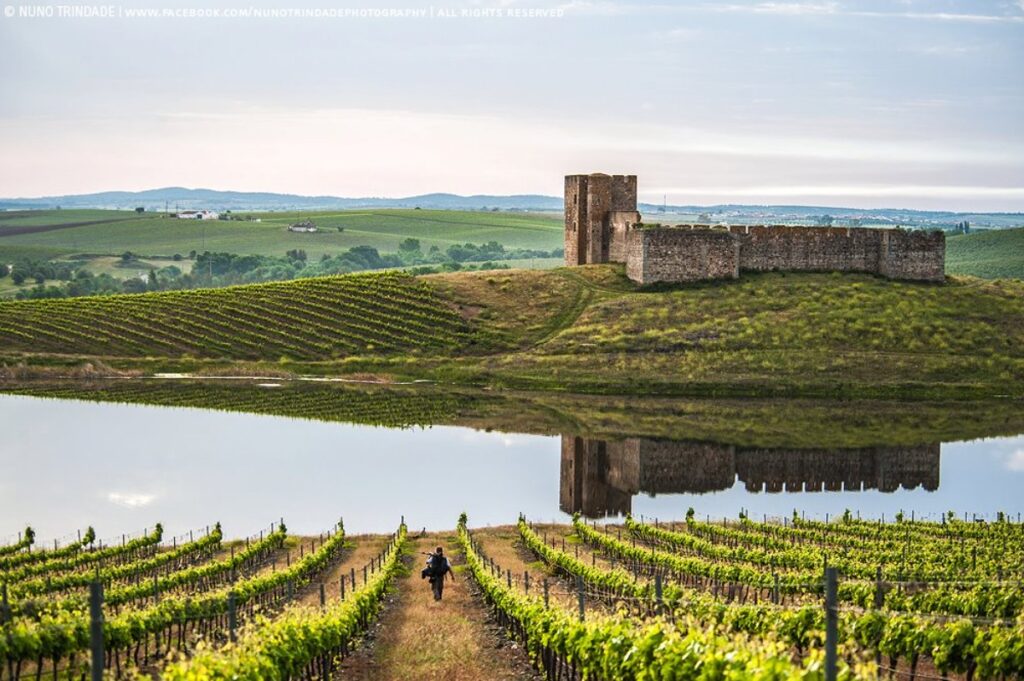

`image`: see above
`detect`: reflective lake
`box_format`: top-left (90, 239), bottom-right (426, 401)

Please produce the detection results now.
top-left (1, 381), bottom-right (1023, 542)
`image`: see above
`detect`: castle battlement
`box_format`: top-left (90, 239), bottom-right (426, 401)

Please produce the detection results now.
top-left (564, 174), bottom-right (945, 284)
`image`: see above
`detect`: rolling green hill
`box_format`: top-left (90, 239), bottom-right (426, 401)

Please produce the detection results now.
top-left (1, 266), bottom-right (1022, 398)
top-left (0, 208), bottom-right (563, 262)
top-left (946, 227), bottom-right (1024, 279)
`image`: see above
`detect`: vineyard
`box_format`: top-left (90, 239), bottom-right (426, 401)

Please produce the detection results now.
top-left (0, 380), bottom-right (475, 430)
top-left (0, 271), bottom-right (476, 361)
top-left (1, 512), bottom-right (1022, 680)
top-left (1, 267), bottom-right (1022, 399)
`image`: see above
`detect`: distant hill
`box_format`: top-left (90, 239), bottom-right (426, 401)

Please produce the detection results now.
top-left (1, 188), bottom-right (1021, 229)
top-left (946, 227), bottom-right (1024, 279)
top-left (0, 188), bottom-right (564, 212)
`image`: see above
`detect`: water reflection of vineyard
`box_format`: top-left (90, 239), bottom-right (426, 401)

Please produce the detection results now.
top-left (561, 436), bottom-right (940, 518)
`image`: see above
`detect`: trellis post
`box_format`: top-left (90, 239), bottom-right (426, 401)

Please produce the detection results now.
top-left (89, 582), bottom-right (104, 681)
top-left (824, 567), bottom-right (837, 681)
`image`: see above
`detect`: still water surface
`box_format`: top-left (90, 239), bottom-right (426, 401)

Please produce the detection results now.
top-left (2, 393), bottom-right (1023, 541)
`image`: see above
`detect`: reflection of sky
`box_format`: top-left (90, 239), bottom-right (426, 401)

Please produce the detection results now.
top-left (2, 395), bottom-right (1023, 540)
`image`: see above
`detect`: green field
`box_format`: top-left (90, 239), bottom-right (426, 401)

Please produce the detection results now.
top-left (946, 227), bottom-right (1024, 279)
top-left (1, 266), bottom-right (1022, 398)
top-left (0, 208), bottom-right (563, 261)
top-left (6, 209), bottom-right (1024, 285)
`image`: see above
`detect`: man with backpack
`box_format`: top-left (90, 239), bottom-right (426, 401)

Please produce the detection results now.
top-left (421, 546), bottom-right (454, 600)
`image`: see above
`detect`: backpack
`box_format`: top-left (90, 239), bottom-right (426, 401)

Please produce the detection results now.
top-left (428, 553), bottom-right (449, 577)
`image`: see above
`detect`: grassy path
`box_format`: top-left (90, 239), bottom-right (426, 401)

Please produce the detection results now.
top-left (339, 533), bottom-right (539, 681)
top-left (294, 534), bottom-right (391, 607)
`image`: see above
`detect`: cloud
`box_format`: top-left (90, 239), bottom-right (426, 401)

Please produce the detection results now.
top-left (646, 184), bottom-right (1024, 199)
top-left (737, 2), bottom-right (839, 15)
top-left (1006, 450), bottom-right (1024, 472)
top-left (107, 492), bottom-right (156, 507)
top-left (707, 1), bottom-right (1023, 23)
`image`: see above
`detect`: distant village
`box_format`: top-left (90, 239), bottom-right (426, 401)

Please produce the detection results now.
top-left (170, 210), bottom-right (325, 234)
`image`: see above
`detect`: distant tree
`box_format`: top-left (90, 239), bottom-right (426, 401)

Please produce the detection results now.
top-left (34, 274), bottom-right (45, 285)
top-left (336, 226), bottom-right (344, 232)
top-left (285, 249), bottom-right (307, 262)
top-left (0, 264), bottom-right (7, 279)
top-left (10, 271), bottom-right (26, 285)
top-left (120, 251), bottom-right (136, 263)
top-left (135, 206), bottom-right (145, 213)
top-left (398, 238), bottom-right (421, 253)
top-left (491, 207), bottom-right (500, 212)
top-left (147, 269), bottom-right (159, 291)
top-left (122, 278), bottom-right (147, 294)
top-left (172, 253), bottom-right (183, 261)
top-left (189, 250), bottom-right (197, 259)
top-left (817, 215), bottom-right (834, 227)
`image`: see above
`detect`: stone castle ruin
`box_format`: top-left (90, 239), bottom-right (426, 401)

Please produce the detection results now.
top-left (561, 436), bottom-right (940, 517)
top-left (565, 173), bottom-right (946, 285)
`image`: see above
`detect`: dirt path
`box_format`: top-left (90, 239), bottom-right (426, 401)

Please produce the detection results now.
top-left (295, 534), bottom-right (391, 606)
top-left (339, 532), bottom-right (540, 681)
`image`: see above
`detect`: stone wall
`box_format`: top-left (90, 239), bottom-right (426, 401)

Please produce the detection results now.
top-left (607, 209), bottom-right (641, 262)
top-left (622, 224), bottom-right (945, 284)
top-left (565, 173), bottom-right (945, 283)
top-left (560, 435), bottom-right (941, 517)
top-left (564, 173), bottom-right (638, 266)
top-left (737, 226), bottom-right (886, 275)
top-left (563, 175), bottom-right (586, 267)
top-left (626, 228), bottom-right (739, 284)
top-left (879, 229), bottom-right (947, 281)
top-left (734, 445), bottom-right (940, 493)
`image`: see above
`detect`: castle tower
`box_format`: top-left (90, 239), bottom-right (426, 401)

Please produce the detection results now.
top-left (564, 173), bottom-right (639, 266)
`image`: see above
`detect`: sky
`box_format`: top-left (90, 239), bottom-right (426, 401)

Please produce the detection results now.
top-left (1, 0), bottom-right (1022, 210)
top-left (3, 394), bottom-right (1023, 538)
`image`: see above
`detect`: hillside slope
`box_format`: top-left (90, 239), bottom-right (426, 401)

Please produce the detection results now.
top-left (0, 208), bottom-right (562, 261)
top-left (1, 266), bottom-right (1022, 398)
top-left (946, 227), bottom-right (1024, 279)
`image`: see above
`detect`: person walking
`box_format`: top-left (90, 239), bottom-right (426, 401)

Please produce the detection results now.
top-left (422, 546), bottom-right (454, 600)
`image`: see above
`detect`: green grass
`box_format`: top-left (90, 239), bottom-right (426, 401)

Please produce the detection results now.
top-left (946, 227), bottom-right (1024, 279)
top-left (4, 380), bottom-right (1023, 448)
top-left (1, 265), bottom-right (1022, 398)
top-left (0, 208), bottom-right (563, 260)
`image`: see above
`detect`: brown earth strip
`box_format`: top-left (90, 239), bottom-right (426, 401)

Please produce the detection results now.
top-left (0, 216), bottom-right (150, 237)
top-left (338, 532), bottom-right (540, 681)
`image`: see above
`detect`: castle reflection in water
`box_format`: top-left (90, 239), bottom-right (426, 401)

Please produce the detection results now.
top-left (560, 436), bottom-right (940, 518)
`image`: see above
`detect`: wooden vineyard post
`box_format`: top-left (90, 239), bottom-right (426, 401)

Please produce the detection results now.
top-left (340, 575), bottom-right (346, 600)
top-left (320, 583), bottom-right (326, 608)
top-left (89, 581), bottom-right (104, 681)
top-left (524, 571), bottom-right (530, 595)
top-left (874, 566), bottom-right (883, 670)
top-left (543, 579), bottom-right (549, 609)
top-left (228, 592), bottom-right (237, 643)
top-left (824, 567), bottom-right (837, 681)
top-left (654, 573), bottom-right (663, 614)
top-left (350, 568), bottom-right (356, 589)
top-left (577, 575), bottom-right (585, 622)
